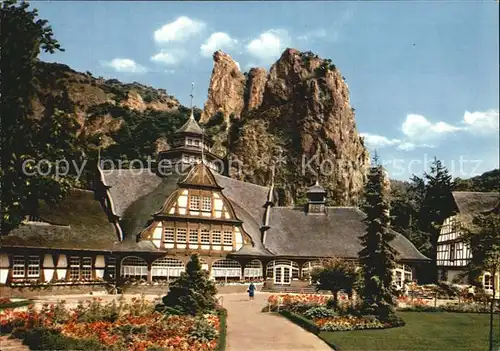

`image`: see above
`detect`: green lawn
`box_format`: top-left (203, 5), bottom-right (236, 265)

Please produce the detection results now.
top-left (320, 312), bottom-right (500, 351)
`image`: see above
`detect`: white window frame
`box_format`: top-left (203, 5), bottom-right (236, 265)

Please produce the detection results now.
top-left (69, 256), bottom-right (81, 280)
top-left (81, 257), bottom-right (92, 280)
top-left (189, 228), bottom-right (199, 243)
top-left (201, 196), bottom-right (212, 212)
top-left (121, 256), bottom-right (148, 278)
top-left (484, 273), bottom-right (494, 291)
top-left (164, 228), bottom-right (175, 242)
top-left (212, 230), bottom-right (221, 244)
top-left (223, 231), bottom-right (233, 245)
top-left (190, 195), bottom-right (200, 210)
top-left (176, 228), bottom-right (187, 243)
top-left (201, 229), bottom-right (210, 244)
top-left (12, 256), bottom-right (26, 278)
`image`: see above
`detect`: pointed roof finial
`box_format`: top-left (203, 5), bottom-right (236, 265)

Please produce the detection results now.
top-left (189, 82), bottom-right (195, 120)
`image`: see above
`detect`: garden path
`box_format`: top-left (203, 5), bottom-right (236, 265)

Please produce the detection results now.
top-left (222, 293), bottom-right (332, 351)
top-left (0, 335), bottom-right (29, 351)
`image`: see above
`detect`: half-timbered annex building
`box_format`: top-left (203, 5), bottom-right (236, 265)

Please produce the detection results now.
top-left (0, 111), bottom-right (428, 294)
top-left (437, 191), bottom-right (500, 297)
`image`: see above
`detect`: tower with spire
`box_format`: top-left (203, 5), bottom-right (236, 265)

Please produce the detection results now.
top-left (157, 83), bottom-right (223, 174)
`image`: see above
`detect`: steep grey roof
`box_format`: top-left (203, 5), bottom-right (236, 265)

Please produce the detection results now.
top-left (264, 206), bottom-right (428, 261)
top-left (1, 189), bottom-right (118, 250)
top-left (452, 191), bottom-right (499, 214)
top-left (175, 114), bottom-right (204, 135)
top-left (102, 169), bottom-right (162, 217)
top-left (101, 168), bottom-right (272, 254)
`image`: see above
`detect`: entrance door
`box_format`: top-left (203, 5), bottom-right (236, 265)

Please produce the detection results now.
top-left (274, 266), bottom-right (291, 285)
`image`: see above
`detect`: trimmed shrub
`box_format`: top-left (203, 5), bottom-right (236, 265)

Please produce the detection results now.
top-left (20, 327), bottom-right (104, 351)
top-left (280, 310), bottom-right (320, 335)
top-left (303, 306), bottom-right (337, 320)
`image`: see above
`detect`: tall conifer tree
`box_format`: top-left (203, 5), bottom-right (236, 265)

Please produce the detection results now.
top-left (420, 157), bottom-right (454, 282)
top-left (359, 160), bottom-right (398, 319)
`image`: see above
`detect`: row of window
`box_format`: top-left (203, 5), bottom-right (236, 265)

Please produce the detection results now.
top-left (164, 228), bottom-right (233, 245)
top-left (12, 256), bottom-right (93, 280)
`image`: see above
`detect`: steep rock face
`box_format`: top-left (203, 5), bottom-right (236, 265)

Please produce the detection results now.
top-left (32, 61), bottom-right (184, 149)
top-left (207, 48), bottom-right (369, 205)
top-left (244, 68), bottom-right (267, 111)
top-left (200, 51), bottom-right (245, 123)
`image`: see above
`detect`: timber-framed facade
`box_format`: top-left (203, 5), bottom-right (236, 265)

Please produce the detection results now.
top-left (0, 110), bottom-right (429, 294)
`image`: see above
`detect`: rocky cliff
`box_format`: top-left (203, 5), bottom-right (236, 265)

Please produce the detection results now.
top-left (202, 48), bottom-right (369, 205)
top-left (33, 61), bottom-right (191, 153)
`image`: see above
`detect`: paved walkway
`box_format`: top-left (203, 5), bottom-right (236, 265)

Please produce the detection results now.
top-left (0, 336), bottom-right (29, 351)
top-left (223, 293), bottom-right (332, 351)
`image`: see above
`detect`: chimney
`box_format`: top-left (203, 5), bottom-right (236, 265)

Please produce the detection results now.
top-left (305, 181), bottom-right (327, 215)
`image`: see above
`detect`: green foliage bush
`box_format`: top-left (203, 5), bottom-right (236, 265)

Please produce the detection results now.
top-left (303, 306), bottom-right (337, 319)
top-left (157, 254), bottom-right (218, 316)
top-left (19, 327), bottom-right (104, 351)
top-left (280, 310), bottom-right (320, 335)
top-left (188, 318), bottom-right (218, 343)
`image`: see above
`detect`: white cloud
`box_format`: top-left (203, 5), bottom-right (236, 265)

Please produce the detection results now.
top-left (150, 49), bottom-right (186, 65)
top-left (361, 133), bottom-right (433, 152)
top-left (360, 133), bottom-right (400, 148)
top-left (103, 58), bottom-right (147, 73)
top-left (462, 109), bottom-right (499, 134)
top-left (297, 28), bottom-right (327, 41)
top-left (154, 16), bottom-right (205, 43)
top-left (200, 32), bottom-right (238, 58)
top-left (401, 114), bottom-right (463, 141)
top-left (246, 29), bottom-right (291, 63)
top-left (235, 61), bottom-right (241, 71)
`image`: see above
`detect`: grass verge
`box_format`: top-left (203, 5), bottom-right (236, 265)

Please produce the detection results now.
top-left (319, 311), bottom-right (500, 351)
top-left (216, 308), bottom-right (227, 351)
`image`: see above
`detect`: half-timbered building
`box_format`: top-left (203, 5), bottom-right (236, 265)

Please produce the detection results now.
top-left (437, 191), bottom-right (500, 297)
top-left (0, 111), bottom-right (429, 295)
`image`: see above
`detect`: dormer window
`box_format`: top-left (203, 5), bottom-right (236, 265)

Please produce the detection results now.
top-left (194, 139), bottom-right (200, 147)
top-left (187, 138), bottom-right (193, 146)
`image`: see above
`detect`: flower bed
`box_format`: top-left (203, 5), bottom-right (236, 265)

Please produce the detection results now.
top-left (265, 294), bottom-right (404, 332)
top-left (1, 296), bottom-right (222, 350)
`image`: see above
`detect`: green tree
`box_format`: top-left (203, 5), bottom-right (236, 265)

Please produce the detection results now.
top-left (462, 211), bottom-right (500, 351)
top-left (310, 258), bottom-right (358, 308)
top-left (0, 0), bottom-right (77, 234)
top-left (358, 163), bottom-right (398, 320)
top-left (419, 158), bottom-right (455, 282)
top-left (157, 254), bottom-right (218, 316)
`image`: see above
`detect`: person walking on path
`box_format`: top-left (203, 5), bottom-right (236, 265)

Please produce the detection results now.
top-left (248, 281), bottom-right (256, 300)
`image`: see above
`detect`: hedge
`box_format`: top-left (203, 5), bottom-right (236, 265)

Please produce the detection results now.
top-left (16, 327), bottom-right (104, 350)
top-left (279, 310), bottom-right (320, 335)
top-left (216, 307), bottom-right (228, 351)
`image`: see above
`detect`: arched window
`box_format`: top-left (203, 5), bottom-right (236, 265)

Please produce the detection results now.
top-left (244, 260), bottom-right (262, 280)
top-left (393, 264), bottom-right (413, 289)
top-left (152, 257), bottom-right (185, 282)
top-left (266, 260), bottom-right (299, 285)
top-left (302, 261), bottom-right (322, 279)
top-left (483, 273), bottom-right (494, 291)
top-left (211, 259), bottom-right (241, 283)
top-left (121, 256), bottom-right (148, 278)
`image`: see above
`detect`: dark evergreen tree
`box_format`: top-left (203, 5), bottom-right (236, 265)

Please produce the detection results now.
top-left (157, 254), bottom-right (218, 316)
top-left (358, 162), bottom-right (399, 320)
top-left (419, 158), bottom-right (455, 282)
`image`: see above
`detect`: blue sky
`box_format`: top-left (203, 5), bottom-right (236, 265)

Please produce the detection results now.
top-left (36, 1), bottom-right (499, 180)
